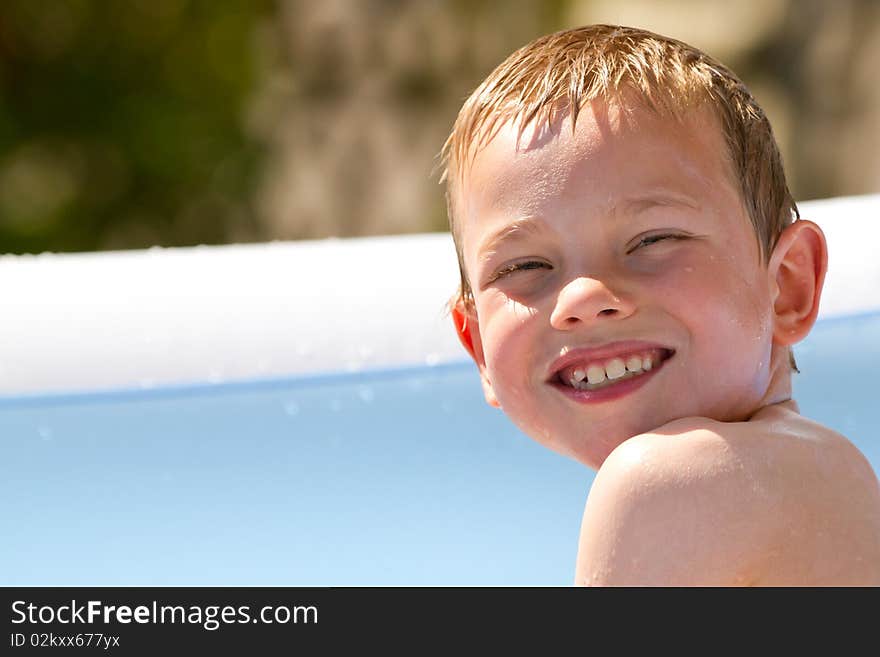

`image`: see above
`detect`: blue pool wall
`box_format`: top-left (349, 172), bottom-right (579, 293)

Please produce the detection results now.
top-left (1, 194), bottom-right (878, 585)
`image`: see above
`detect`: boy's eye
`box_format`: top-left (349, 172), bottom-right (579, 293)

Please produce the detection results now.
top-left (627, 233), bottom-right (688, 253)
top-left (490, 260), bottom-right (551, 281)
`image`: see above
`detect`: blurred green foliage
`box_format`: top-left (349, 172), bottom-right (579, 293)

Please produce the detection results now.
top-left (2, 1), bottom-right (878, 254)
top-left (0, 0), bottom-right (270, 253)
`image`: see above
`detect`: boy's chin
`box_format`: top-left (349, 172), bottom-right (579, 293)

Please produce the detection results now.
top-left (540, 433), bottom-right (632, 471)
top-left (539, 418), bottom-right (666, 469)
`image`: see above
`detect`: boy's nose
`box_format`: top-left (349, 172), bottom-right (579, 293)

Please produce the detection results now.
top-left (549, 276), bottom-right (636, 330)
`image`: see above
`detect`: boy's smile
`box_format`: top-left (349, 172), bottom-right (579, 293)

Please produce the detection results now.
top-left (454, 100), bottom-right (791, 468)
top-left (547, 341), bottom-right (675, 399)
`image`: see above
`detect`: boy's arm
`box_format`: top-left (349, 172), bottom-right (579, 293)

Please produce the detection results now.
top-left (574, 421), bottom-right (782, 587)
top-left (574, 417), bottom-right (880, 586)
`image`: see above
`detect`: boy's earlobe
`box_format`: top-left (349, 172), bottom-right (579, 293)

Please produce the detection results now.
top-left (768, 219), bottom-right (828, 346)
top-left (451, 302), bottom-right (500, 408)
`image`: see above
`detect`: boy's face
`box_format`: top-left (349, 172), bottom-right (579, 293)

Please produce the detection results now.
top-left (454, 101), bottom-right (784, 468)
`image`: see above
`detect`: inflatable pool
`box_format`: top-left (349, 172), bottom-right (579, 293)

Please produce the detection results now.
top-left (1, 194), bottom-right (878, 585)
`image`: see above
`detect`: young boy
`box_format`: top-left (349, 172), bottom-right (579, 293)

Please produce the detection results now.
top-left (440, 24), bottom-right (880, 585)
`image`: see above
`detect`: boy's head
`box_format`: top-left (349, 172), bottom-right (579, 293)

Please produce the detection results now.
top-left (441, 25), bottom-right (827, 468)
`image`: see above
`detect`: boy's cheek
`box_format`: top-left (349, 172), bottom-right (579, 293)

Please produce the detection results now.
top-left (483, 337), bottom-right (520, 383)
top-left (480, 332), bottom-right (534, 401)
top-left (662, 265), bottom-right (768, 327)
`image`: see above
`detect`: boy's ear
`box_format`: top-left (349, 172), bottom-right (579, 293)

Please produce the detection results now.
top-left (451, 302), bottom-right (500, 408)
top-left (768, 219), bottom-right (828, 346)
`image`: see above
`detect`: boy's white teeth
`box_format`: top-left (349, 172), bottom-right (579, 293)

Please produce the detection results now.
top-left (565, 353), bottom-right (659, 389)
top-left (605, 358), bottom-right (626, 379)
top-left (586, 365), bottom-right (605, 384)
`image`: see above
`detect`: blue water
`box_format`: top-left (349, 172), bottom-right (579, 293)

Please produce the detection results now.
top-left (1, 311), bottom-right (878, 586)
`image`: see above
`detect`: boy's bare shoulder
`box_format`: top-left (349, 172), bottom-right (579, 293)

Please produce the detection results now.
top-left (575, 403), bottom-right (880, 586)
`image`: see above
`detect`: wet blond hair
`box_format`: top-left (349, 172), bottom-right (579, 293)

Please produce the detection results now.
top-left (439, 24), bottom-right (800, 370)
top-left (440, 25), bottom-right (800, 307)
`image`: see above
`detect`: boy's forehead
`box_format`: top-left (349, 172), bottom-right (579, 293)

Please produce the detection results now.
top-left (461, 99), bottom-right (623, 175)
top-left (458, 100), bottom-right (733, 214)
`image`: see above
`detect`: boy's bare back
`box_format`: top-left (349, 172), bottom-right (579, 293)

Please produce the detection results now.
top-left (575, 400), bottom-right (880, 586)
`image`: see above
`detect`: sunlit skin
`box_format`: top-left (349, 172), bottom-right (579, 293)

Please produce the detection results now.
top-left (454, 100), bottom-right (787, 469)
top-left (450, 99), bottom-right (880, 584)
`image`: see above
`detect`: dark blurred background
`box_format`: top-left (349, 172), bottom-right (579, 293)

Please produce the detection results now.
top-left (1, 0), bottom-right (878, 255)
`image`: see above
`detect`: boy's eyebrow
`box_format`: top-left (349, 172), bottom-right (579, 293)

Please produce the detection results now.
top-left (620, 191), bottom-right (701, 214)
top-left (477, 217), bottom-right (547, 260)
top-left (477, 191), bottom-right (701, 259)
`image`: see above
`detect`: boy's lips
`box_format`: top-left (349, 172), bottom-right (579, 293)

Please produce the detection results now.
top-left (546, 341), bottom-right (675, 402)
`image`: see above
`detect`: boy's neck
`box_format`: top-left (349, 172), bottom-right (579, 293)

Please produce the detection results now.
top-left (754, 346), bottom-right (796, 413)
